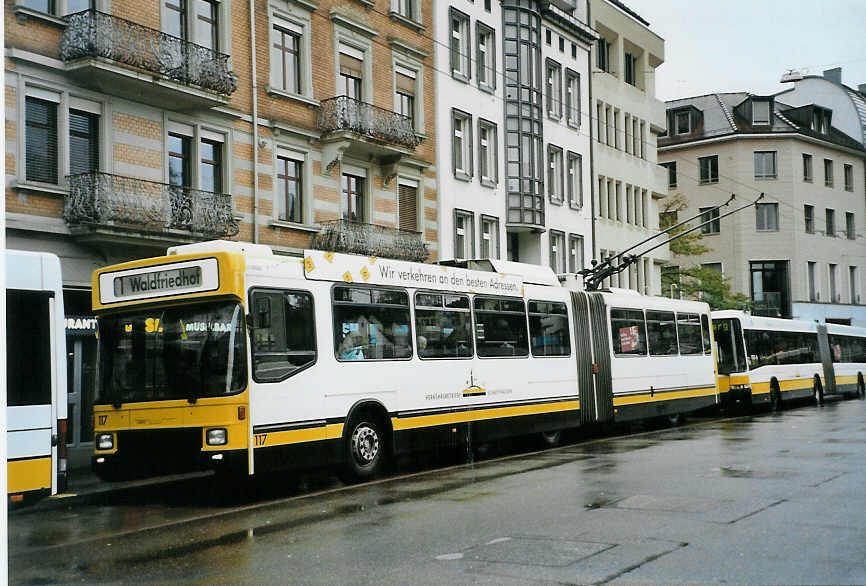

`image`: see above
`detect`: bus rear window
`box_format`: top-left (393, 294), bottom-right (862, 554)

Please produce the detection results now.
top-left (6, 290), bottom-right (52, 406)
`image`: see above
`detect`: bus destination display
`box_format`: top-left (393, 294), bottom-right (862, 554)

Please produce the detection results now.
top-left (114, 266), bottom-right (202, 298)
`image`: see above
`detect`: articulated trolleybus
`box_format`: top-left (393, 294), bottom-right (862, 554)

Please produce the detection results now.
top-left (6, 250), bottom-right (68, 503)
top-left (713, 310), bottom-right (866, 409)
top-left (91, 241), bottom-right (717, 481)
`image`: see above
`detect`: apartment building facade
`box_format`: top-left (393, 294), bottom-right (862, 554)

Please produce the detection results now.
top-left (5, 0), bottom-right (436, 460)
top-left (589, 0), bottom-right (667, 294)
top-left (435, 0), bottom-right (596, 273)
top-left (658, 91), bottom-right (866, 326)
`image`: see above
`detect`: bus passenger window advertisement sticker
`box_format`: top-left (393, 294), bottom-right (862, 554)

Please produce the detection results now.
top-left (620, 326), bottom-right (640, 352)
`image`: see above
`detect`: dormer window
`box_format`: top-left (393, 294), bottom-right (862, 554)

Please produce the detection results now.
top-left (752, 100), bottom-right (770, 125)
top-left (675, 111), bottom-right (690, 135)
top-left (810, 108), bottom-right (831, 135)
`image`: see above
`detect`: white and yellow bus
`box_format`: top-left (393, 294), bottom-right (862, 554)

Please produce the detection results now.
top-left (712, 310), bottom-right (865, 410)
top-left (91, 241), bottom-right (717, 481)
top-left (6, 250), bottom-right (68, 503)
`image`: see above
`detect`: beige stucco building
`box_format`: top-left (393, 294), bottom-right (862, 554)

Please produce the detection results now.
top-left (658, 90), bottom-right (866, 326)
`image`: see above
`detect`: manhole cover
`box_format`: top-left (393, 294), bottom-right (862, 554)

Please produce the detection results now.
top-left (465, 536), bottom-right (612, 567)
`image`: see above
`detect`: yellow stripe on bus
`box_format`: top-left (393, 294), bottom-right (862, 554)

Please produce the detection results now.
top-left (7, 458), bottom-right (52, 494)
top-left (613, 386), bottom-right (716, 406)
top-left (392, 400), bottom-right (580, 431)
top-left (751, 378), bottom-right (814, 395)
top-left (252, 423), bottom-right (344, 449)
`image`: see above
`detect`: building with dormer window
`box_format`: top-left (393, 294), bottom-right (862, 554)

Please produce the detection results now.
top-left (658, 80), bottom-right (866, 327)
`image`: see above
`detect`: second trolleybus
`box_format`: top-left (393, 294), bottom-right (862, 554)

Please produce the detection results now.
top-left (90, 241), bottom-right (718, 481)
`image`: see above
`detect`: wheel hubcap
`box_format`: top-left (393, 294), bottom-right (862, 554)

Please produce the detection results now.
top-left (352, 424), bottom-right (379, 465)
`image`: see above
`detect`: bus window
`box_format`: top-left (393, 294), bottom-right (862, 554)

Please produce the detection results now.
top-left (6, 290), bottom-right (52, 406)
top-left (528, 301), bottom-right (570, 357)
top-left (414, 292), bottom-right (473, 359)
top-left (646, 310), bottom-right (678, 356)
top-left (700, 314), bottom-right (712, 355)
top-left (610, 308), bottom-right (647, 356)
top-left (473, 297), bottom-right (528, 357)
top-left (676, 313), bottom-right (702, 355)
top-left (713, 318), bottom-right (746, 373)
top-left (250, 290), bottom-right (316, 382)
top-left (828, 334), bottom-right (866, 363)
top-left (745, 329), bottom-right (818, 369)
top-left (333, 286), bottom-right (412, 361)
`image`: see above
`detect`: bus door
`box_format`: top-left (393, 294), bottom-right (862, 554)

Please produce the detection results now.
top-left (6, 289), bottom-right (63, 496)
top-left (712, 317), bottom-right (749, 404)
top-left (816, 324), bottom-right (836, 395)
top-left (571, 292), bottom-right (614, 424)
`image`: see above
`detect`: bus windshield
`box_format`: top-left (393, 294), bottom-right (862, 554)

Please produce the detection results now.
top-left (97, 301), bottom-right (247, 405)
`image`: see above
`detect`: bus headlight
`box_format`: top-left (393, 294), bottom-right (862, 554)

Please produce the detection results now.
top-left (206, 428), bottom-right (228, 446)
top-left (96, 433), bottom-right (114, 450)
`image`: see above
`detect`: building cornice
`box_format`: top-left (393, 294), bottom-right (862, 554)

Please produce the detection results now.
top-left (659, 132), bottom-right (866, 159)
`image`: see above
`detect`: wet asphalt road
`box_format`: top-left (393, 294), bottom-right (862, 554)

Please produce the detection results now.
top-left (9, 397), bottom-right (866, 585)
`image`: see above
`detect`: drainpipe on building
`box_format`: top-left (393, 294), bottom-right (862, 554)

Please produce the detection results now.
top-left (249, 0), bottom-right (260, 244)
top-left (587, 0), bottom-right (597, 263)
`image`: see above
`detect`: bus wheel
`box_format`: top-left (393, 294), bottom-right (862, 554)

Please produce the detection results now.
top-left (666, 413), bottom-right (683, 427)
top-left (770, 382), bottom-right (782, 412)
top-left (342, 413), bottom-right (387, 483)
top-left (539, 430), bottom-right (562, 447)
top-left (857, 375), bottom-right (865, 399)
top-left (813, 377), bottom-right (824, 405)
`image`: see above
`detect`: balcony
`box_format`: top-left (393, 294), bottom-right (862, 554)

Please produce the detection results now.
top-left (60, 10), bottom-right (237, 109)
top-left (311, 219), bottom-right (428, 262)
top-left (317, 96), bottom-right (423, 175)
top-left (64, 172), bottom-right (239, 248)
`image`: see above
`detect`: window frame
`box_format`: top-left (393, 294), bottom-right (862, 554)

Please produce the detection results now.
top-left (454, 208), bottom-right (475, 259)
top-left (610, 307), bottom-right (648, 357)
top-left (751, 100), bottom-right (770, 125)
top-left (674, 111), bottom-right (690, 135)
top-left (660, 161), bottom-right (676, 189)
top-left (754, 150), bottom-right (777, 180)
top-left (845, 212), bottom-right (855, 240)
top-left (528, 300), bottom-right (571, 358)
top-left (473, 296), bottom-right (529, 359)
top-left (565, 69), bottom-right (580, 128)
top-left (480, 214), bottom-right (500, 260)
top-left (699, 206), bottom-right (720, 235)
top-left (824, 158), bottom-right (834, 187)
top-left (276, 153), bottom-right (304, 224)
top-left (844, 163), bottom-right (853, 192)
top-left (332, 284), bottom-right (414, 362)
top-left (249, 287), bottom-right (317, 383)
top-left (802, 153), bottom-right (813, 182)
top-left (476, 22), bottom-right (496, 93)
top-left (25, 95), bottom-right (59, 185)
top-left (568, 233), bottom-right (584, 273)
top-left (413, 291), bottom-right (474, 360)
top-left (478, 118), bottom-right (498, 187)
top-left (449, 8), bottom-right (471, 82)
top-left (452, 109), bottom-right (473, 181)
top-left (646, 309), bottom-right (679, 357)
top-left (804, 204), bottom-right (814, 234)
top-left (547, 144), bottom-right (564, 204)
top-left (549, 229), bottom-right (566, 273)
top-left (545, 58), bottom-right (562, 120)
top-left (825, 208), bottom-right (835, 237)
top-left (566, 151), bottom-right (583, 210)
top-left (755, 202), bottom-right (779, 232)
top-left (341, 171), bottom-right (366, 222)
top-left (698, 155), bottom-right (718, 184)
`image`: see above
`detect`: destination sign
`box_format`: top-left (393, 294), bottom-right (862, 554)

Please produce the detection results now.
top-left (303, 250), bottom-right (524, 297)
top-left (114, 266), bottom-right (202, 298)
top-left (98, 258), bottom-right (219, 304)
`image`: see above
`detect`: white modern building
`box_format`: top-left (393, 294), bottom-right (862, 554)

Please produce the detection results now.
top-left (589, 0), bottom-right (668, 294)
top-left (434, 0), bottom-right (596, 274)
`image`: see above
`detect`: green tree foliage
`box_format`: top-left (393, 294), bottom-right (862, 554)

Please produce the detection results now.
top-left (660, 194), bottom-right (752, 311)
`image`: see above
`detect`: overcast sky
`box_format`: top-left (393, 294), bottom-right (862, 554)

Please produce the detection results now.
top-left (621, 0), bottom-right (866, 102)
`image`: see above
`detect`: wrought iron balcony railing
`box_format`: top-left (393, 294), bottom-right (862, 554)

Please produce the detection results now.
top-left (311, 219), bottom-right (428, 262)
top-left (60, 10), bottom-right (238, 96)
top-left (317, 96), bottom-right (422, 150)
top-left (64, 172), bottom-right (239, 238)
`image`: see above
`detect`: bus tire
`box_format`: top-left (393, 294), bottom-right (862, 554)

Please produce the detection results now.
top-left (857, 374), bottom-right (865, 399)
top-left (341, 411), bottom-right (388, 483)
top-left (769, 381), bottom-right (782, 412)
top-left (667, 413), bottom-right (683, 427)
top-left (539, 430), bottom-right (562, 447)
top-left (813, 376), bottom-right (824, 405)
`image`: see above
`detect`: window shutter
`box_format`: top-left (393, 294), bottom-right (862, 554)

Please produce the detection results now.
top-left (398, 184), bottom-right (418, 232)
top-left (339, 52), bottom-right (363, 77)
top-left (69, 110), bottom-right (99, 176)
top-left (396, 72), bottom-right (415, 95)
top-left (25, 97), bottom-right (58, 184)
